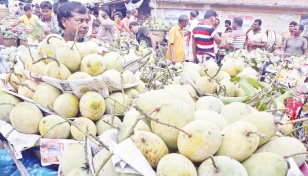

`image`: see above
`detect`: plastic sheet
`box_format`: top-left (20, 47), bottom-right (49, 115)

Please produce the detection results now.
top-left (0, 148), bottom-right (57, 176)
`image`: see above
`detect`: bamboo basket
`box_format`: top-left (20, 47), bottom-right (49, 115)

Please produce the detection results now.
top-left (3, 38), bottom-right (17, 47)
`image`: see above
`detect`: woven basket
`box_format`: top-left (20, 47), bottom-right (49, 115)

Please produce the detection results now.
top-left (0, 9), bottom-right (9, 18)
top-left (19, 39), bottom-right (28, 47)
top-left (3, 38), bottom-right (17, 47)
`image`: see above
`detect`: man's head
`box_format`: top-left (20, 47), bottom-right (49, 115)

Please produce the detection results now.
top-left (40, 1), bottom-right (52, 20)
top-left (99, 6), bottom-right (110, 19)
top-left (114, 12), bottom-right (123, 22)
top-left (252, 19), bottom-right (262, 31)
top-left (57, 1), bottom-right (89, 39)
top-left (35, 5), bottom-right (40, 12)
top-left (19, 3), bottom-right (23, 9)
top-left (131, 9), bottom-right (138, 17)
top-left (190, 10), bottom-right (199, 20)
top-left (225, 20), bottom-right (231, 27)
top-left (204, 10), bottom-right (217, 25)
top-left (289, 21), bottom-right (298, 33)
top-left (232, 17), bottom-right (243, 30)
top-left (178, 14), bottom-right (189, 29)
top-left (126, 10), bottom-right (131, 18)
top-left (58, 0), bottom-right (68, 7)
top-left (293, 25), bottom-right (304, 36)
top-left (225, 27), bottom-right (232, 33)
top-left (129, 21), bottom-right (139, 34)
top-left (24, 5), bottom-right (32, 18)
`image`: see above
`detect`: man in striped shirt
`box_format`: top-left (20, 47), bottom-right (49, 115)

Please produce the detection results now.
top-left (192, 10), bottom-right (221, 63)
top-left (219, 17), bottom-right (246, 51)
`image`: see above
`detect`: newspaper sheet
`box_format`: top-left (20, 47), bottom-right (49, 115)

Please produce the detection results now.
top-left (287, 157), bottom-right (304, 176)
top-left (96, 129), bottom-right (156, 176)
top-left (0, 120), bottom-right (41, 159)
top-left (17, 59), bottom-right (140, 98)
top-left (39, 138), bottom-right (82, 166)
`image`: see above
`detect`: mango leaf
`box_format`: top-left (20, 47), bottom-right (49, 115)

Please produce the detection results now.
top-left (255, 101), bottom-right (268, 111)
top-left (246, 77), bottom-right (261, 89)
top-left (230, 76), bottom-right (240, 82)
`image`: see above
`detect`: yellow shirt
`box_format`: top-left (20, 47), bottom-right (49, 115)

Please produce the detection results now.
top-left (166, 24), bottom-right (185, 62)
top-left (19, 15), bottom-right (38, 26)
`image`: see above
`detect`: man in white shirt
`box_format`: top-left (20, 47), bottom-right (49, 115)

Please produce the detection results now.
top-left (246, 19), bottom-right (268, 50)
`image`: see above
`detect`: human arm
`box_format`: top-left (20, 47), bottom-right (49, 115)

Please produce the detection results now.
top-left (98, 11), bottom-right (114, 29)
top-left (282, 37), bottom-right (289, 51)
top-left (146, 32), bottom-right (156, 49)
top-left (303, 39), bottom-right (307, 56)
top-left (192, 37), bottom-right (197, 63)
top-left (11, 19), bottom-right (21, 27)
top-left (213, 33), bottom-right (221, 45)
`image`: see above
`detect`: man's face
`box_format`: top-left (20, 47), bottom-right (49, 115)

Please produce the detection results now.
top-left (62, 12), bottom-right (89, 38)
top-left (25, 10), bottom-right (32, 18)
top-left (293, 26), bottom-right (302, 36)
top-left (133, 10), bottom-right (138, 17)
top-left (231, 21), bottom-right (236, 30)
top-left (36, 7), bottom-right (40, 13)
top-left (225, 22), bottom-right (229, 27)
top-left (130, 26), bottom-right (138, 34)
top-left (127, 13), bottom-right (131, 18)
top-left (289, 24), bottom-right (295, 32)
top-left (181, 20), bottom-right (189, 28)
top-left (19, 5), bottom-right (23, 9)
top-left (42, 8), bottom-right (52, 19)
top-left (114, 15), bottom-right (120, 22)
top-left (252, 22), bottom-right (260, 31)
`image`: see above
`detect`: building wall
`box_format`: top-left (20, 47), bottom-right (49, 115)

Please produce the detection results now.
top-left (149, 0), bottom-right (307, 35)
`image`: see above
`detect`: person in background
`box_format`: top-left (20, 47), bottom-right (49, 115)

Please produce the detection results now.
top-left (11, 5), bottom-right (38, 27)
top-left (283, 25), bottom-right (307, 56)
top-left (10, 4), bottom-right (18, 16)
top-left (166, 15), bottom-right (189, 64)
top-left (289, 21), bottom-right (298, 36)
top-left (96, 6), bottom-right (115, 43)
top-left (282, 21), bottom-right (298, 44)
top-left (57, 1), bottom-right (89, 42)
top-left (185, 10), bottom-right (199, 62)
top-left (122, 10), bottom-right (131, 29)
top-left (225, 19), bottom-right (231, 28)
top-left (33, 5), bottom-right (42, 19)
top-left (219, 17), bottom-right (246, 51)
top-left (225, 26), bottom-right (232, 33)
top-left (128, 9), bottom-right (138, 25)
top-left (246, 19), bottom-right (268, 50)
top-left (16, 3), bottom-right (24, 17)
top-left (129, 21), bottom-right (156, 49)
top-left (58, 0), bottom-right (69, 8)
top-left (192, 10), bottom-right (221, 63)
top-left (39, 1), bottom-right (62, 34)
top-left (114, 12), bottom-right (126, 33)
top-left (85, 10), bottom-right (97, 40)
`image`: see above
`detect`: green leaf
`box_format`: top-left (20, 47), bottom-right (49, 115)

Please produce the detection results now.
top-left (230, 77), bottom-right (240, 82)
top-left (255, 101), bottom-right (268, 111)
top-left (246, 77), bottom-right (261, 89)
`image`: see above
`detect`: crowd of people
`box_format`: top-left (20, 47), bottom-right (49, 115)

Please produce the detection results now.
top-left (168, 9), bottom-right (307, 64)
top-left (1, 1), bottom-right (307, 64)
top-left (6, 0), bottom-right (148, 44)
